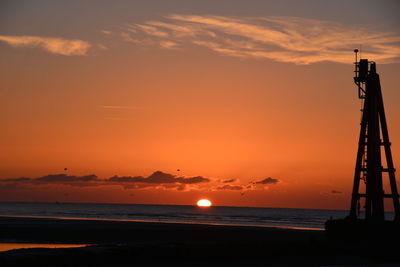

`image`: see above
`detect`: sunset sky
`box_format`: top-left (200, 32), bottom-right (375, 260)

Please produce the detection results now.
top-left (1, 0), bottom-right (399, 209)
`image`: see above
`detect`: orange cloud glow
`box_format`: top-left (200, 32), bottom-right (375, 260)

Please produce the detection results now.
top-left (0, 35), bottom-right (91, 56)
top-left (122, 15), bottom-right (400, 64)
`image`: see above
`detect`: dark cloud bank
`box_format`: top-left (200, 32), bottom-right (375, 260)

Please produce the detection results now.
top-left (0, 171), bottom-right (209, 189)
top-left (0, 171), bottom-right (280, 191)
top-left (217, 184), bottom-right (243, 191)
top-left (109, 171), bottom-right (209, 184)
top-left (254, 177), bottom-right (279, 185)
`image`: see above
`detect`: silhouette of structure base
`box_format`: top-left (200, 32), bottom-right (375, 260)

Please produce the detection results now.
top-left (325, 218), bottom-right (400, 240)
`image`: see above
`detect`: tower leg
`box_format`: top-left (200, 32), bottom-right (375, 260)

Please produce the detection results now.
top-left (365, 74), bottom-right (384, 221)
top-left (376, 78), bottom-right (400, 220)
top-left (349, 99), bottom-right (368, 219)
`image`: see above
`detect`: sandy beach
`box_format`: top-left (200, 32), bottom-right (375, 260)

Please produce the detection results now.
top-left (0, 216), bottom-right (399, 266)
top-left (0, 216), bottom-right (322, 244)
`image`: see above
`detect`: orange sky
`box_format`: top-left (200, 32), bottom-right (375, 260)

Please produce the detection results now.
top-left (0, 0), bottom-right (399, 209)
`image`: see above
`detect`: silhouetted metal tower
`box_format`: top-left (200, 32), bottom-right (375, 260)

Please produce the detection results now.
top-left (349, 50), bottom-right (400, 221)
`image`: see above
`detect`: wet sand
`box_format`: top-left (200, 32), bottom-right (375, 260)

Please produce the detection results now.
top-left (0, 243), bottom-right (87, 252)
top-left (0, 216), bottom-right (399, 266)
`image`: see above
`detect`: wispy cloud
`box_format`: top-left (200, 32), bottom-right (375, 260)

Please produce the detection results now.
top-left (129, 24), bottom-right (169, 38)
top-left (103, 117), bottom-right (132, 121)
top-left (101, 105), bottom-right (143, 110)
top-left (160, 40), bottom-right (178, 49)
top-left (122, 15), bottom-right (400, 64)
top-left (100, 30), bottom-right (112, 35)
top-left (101, 105), bottom-right (143, 121)
top-left (0, 35), bottom-right (91, 56)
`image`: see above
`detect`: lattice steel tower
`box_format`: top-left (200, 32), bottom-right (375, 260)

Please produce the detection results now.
top-left (349, 50), bottom-right (400, 221)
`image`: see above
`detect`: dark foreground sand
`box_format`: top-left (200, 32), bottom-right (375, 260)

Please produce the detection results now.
top-left (0, 216), bottom-right (399, 266)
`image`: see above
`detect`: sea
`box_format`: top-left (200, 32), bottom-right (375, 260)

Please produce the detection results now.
top-left (0, 202), bottom-right (395, 230)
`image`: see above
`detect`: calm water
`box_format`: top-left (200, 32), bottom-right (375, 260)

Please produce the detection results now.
top-left (0, 202), bottom-right (395, 230)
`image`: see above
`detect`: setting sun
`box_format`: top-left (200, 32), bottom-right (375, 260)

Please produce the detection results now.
top-left (197, 199), bottom-right (212, 207)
